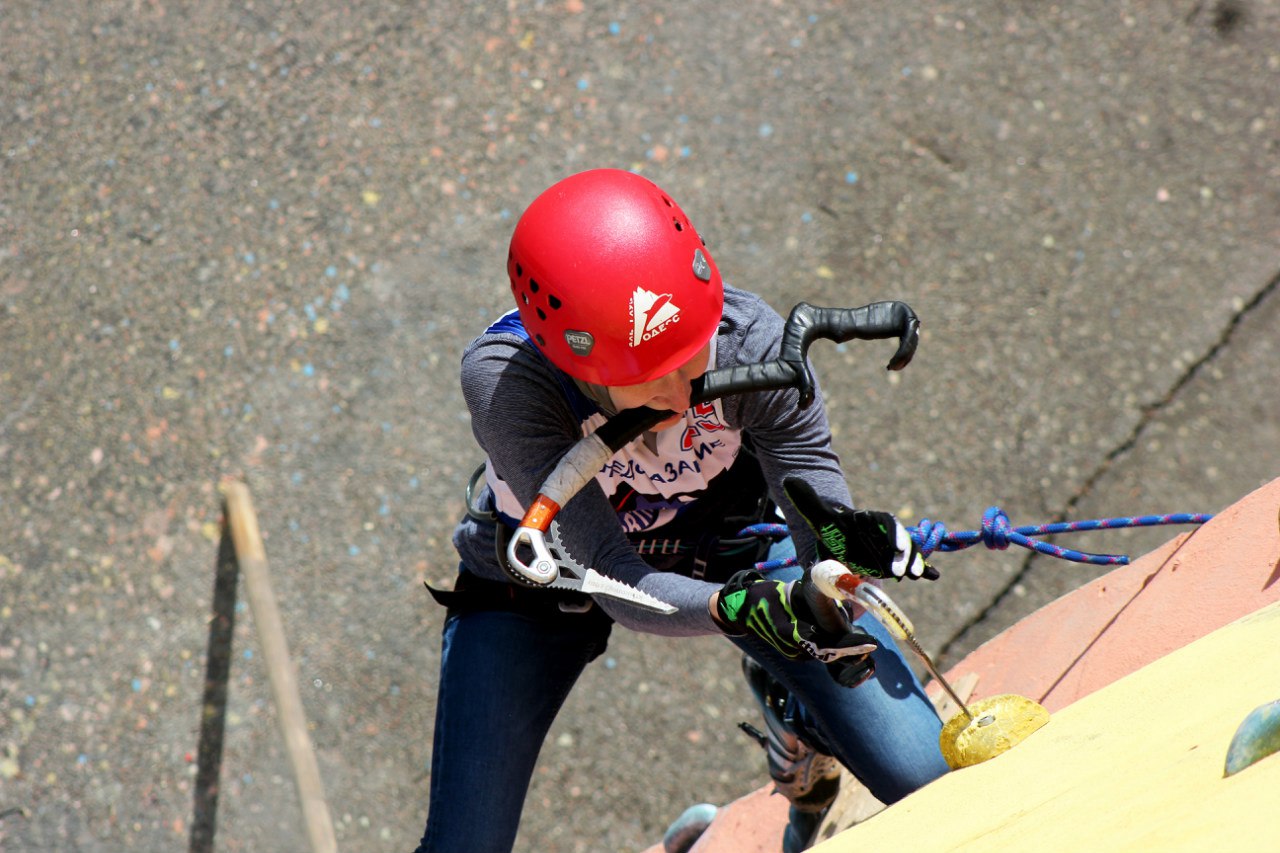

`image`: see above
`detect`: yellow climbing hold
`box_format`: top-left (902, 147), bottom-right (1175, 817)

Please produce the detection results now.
top-left (940, 693), bottom-right (1050, 769)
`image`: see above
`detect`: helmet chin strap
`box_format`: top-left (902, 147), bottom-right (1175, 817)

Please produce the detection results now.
top-left (571, 378), bottom-right (618, 417)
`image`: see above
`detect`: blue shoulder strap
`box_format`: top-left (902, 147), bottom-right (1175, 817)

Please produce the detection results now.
top-left (483, 311), bottom-right (601, 425)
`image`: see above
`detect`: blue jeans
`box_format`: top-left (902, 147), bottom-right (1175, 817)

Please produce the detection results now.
top-left (415, 603), bottom-right (613, 853)
top-left (415, 556), bottom-right (949, 852)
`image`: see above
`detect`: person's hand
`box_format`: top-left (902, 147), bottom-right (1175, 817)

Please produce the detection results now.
top-left (783, 477), bottom-right (938, 581)
top-left (714, 569), bottom-right (878, 687)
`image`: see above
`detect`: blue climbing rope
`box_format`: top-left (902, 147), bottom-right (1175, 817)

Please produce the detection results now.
top-left (743, 509), bottom-right (1214, 572)
top-left (910, 508), bottom-right (1214, 565)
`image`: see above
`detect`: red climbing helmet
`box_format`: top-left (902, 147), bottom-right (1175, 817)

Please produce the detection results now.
top-left (507, 169), bottom-right (724, 386)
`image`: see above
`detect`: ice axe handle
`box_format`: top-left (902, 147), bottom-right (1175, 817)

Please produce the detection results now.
top-left (776, 301), bottom-right (919, 407)
top-left (801, 565), bottom-right (859, 636)
top-left (801, 561), bottom-right (880, 689)
top-left (809, 560), bottom-right (915, 641)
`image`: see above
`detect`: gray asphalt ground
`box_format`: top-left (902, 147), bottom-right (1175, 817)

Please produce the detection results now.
top-left (2, 1), bottom-right (1278, 851)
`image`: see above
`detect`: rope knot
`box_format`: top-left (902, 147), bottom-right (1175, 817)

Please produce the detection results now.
top-left (981, 506), bottom-right (1013, 550)
top-left (913, 519), bottom-right (948, 556)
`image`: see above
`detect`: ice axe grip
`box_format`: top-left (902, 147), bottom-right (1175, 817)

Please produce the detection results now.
top-left (770, 301), bottom-right (919, 407)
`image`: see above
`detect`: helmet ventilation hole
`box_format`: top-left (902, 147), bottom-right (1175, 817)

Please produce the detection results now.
top-left (536, 308), bottom-right (547, 321)
top-left (534, 333), bottom-right (546, 346)
top-left (673, 219), bottom-right (684, 232)
top-left (520, 291), bottom-right (529, 305)
top-left (529, 279), bottom-right (540, 293)
top-left (548, 294), bottom-right (562, 310)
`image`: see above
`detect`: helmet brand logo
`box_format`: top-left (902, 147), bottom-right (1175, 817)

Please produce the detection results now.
top-left (629, 287), bottom-right (681, 347)
top-left (564, 329), bottom-right (594, 356)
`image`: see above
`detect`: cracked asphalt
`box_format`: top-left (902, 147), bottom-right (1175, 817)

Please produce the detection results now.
top-left (2, 2), bottom-right (1278, 851)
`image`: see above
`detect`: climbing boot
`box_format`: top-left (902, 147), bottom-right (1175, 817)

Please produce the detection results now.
top-left (740, 656), bottom-right (840, 851)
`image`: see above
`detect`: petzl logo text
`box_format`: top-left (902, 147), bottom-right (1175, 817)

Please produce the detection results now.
top-left (563, 329), bottom-right (594, 356)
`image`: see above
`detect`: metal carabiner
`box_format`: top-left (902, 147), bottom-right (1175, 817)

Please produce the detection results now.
top-left (464, 463), bottom-right (497, 522)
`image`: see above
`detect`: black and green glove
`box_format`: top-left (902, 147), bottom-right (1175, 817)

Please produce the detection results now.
top-left (716, 569), bottom-right (878, 688)
top-left (784, 477), bottom-right (938, 581)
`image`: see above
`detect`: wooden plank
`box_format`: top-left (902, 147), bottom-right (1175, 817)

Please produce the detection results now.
top-left (223, 481), bottom-right (338, 853)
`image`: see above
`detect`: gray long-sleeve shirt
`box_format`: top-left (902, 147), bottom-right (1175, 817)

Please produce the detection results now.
top-left (452, 285), bottom-right (855, 636)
